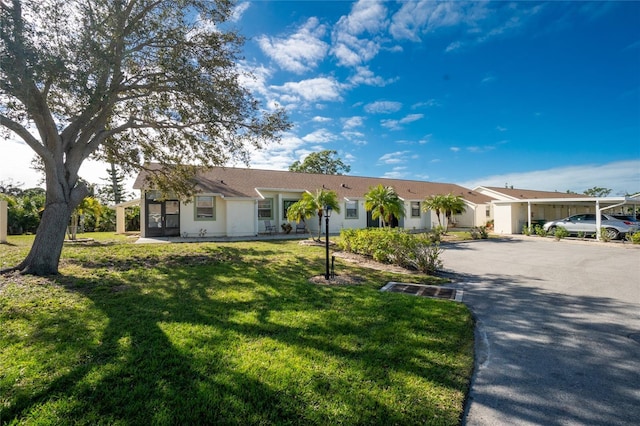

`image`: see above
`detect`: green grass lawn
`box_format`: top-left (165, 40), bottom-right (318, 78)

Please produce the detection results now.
top-left (1, 233), bottom-right (474, 425)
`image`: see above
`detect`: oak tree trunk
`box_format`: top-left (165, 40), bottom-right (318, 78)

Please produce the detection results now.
top-left (17, 201), bottom-right (72, 275)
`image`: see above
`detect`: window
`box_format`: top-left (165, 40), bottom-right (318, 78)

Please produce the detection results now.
top-left (195, 196), bottom-right (215, 220)
top-left (258, 198), bottom-right (273, 219)
top-left (283, 200), bottom-right (297, 220)
top-left (345, 200), bottom-right (358, 219)
top-left (410, 201), bottom-right (421, 218)
top-left (486, 206), bottom-right (491, 218)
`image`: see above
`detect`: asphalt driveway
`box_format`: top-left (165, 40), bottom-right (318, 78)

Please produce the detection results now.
top-left (439, 237), bottom-right (640, 426)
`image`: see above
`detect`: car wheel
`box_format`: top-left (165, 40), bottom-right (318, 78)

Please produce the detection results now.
top-left (604, 228), bottom-right (619, 240)
top-left (547, 225), bottom-right (556, 235)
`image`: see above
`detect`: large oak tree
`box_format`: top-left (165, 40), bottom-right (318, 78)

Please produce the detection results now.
top-left (0, 0), bottom-right (290, 275)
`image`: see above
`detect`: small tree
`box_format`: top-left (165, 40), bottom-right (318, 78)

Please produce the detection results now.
top-left (442, 194), bottom-right (466, 232)
top-left (583, 187), bottom-right (612, 197)
top-left (422, 194), bottom-right (447, 228)
top-left (286, 189), bottom-right (340, 241)
top-left (289, 150), bottom-right (351, 175)
top-left (364, 184), bottom-right (405, 227)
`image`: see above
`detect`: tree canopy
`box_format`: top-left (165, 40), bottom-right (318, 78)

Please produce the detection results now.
top-left (423, 193), bottom-right (466, 232)
top-left (583, 187), bottom-right (612, 197)
top-left (0, 0), bottom-right (290, 275)
top-left (289, 150), bottom-right (351, 175)
top-left (286, 189), bottom-right (340, 241)
top-left (364, 184), bottom-right (405, 227)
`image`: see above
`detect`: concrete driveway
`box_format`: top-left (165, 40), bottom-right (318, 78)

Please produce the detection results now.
top-left (439, 237), bottom-right (640, 426)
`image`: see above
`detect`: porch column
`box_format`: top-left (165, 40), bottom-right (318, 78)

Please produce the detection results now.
top-left (595, 199), bottom-right (601, 240)
top-left (116, 206), bottom-right (126, 234)
top-left (527, 201), bottom-right (532, 230)
top-left (0, 199), bottom-right (7, 243)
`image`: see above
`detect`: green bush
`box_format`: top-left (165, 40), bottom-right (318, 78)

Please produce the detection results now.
top-left (554, 226), bottom-right (569, 240)
top-left (522, 225), bottom-right (532, 236)
top-left (599, 227), bottom-right (612, 242)
top-left (625, 231), bottom-right (640, 244)
top-left (534, 225), bottom-right (547, 237)
top-left (469, 226), bottom-right (488, 239)
top-left (339, 228), bottom-right (443, 273)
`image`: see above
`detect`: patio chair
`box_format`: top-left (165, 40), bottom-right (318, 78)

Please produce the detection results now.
top-left (295, 222), bottom-right (307, 234)
top-left (264, 220), bottom-right (276, 234)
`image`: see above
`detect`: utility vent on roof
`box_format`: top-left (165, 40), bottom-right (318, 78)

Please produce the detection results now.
top-left (381, 282), bottom-right (463, 301)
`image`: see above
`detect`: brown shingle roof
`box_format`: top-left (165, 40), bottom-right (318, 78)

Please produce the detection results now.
top-left (133, 165), bottom-right (496, 205)
top-left (482, 186), bottom-right (591, 200)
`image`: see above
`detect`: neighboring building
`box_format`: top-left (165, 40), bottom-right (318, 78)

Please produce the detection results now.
top-left (132, 165), bottom-right (495, 238)
top-left (475, 186), bottom-right (640, 236)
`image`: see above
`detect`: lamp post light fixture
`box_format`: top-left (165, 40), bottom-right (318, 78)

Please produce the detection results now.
top-left (324, 205), bottom-right (332, 280)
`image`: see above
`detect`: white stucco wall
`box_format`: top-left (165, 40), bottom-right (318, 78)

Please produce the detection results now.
top-left (493, 204), bottom-right (515, 235)
top-left (226, 200), bottom-right (257, 236)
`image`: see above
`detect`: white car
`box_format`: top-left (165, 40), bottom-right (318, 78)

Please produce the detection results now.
top-left (543, 214), bottom-right (639, 240)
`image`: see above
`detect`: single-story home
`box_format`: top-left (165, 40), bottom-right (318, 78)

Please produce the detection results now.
top-left (132, 165), bottom-right (495, 238)
top-left (476, 186), bottom-right (640, 238)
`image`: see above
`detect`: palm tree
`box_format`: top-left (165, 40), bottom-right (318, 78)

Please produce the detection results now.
top-left (442, 193), bottom-right (466, 232)
top-left (364, 184), bottom-right (405, 227)
top-left (286, 189), bottom-right (340, 241)
top-left (422, 194), bottom-right (447, 228)
top-left (423, 193), bottom-right (466, 232)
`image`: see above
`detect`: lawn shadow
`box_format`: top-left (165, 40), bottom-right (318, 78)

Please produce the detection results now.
top-left (4, 242), bottom-right (472, 424)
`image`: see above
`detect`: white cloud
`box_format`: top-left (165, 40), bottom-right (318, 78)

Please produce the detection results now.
top-left (458, 160), bottom-right (640, 196)
top-left (496, 125), bottom-right (508, 132)
top-left (331, 0), bottom-right (388, 67)
top-left (301, 129), bottom-right (337, 143)
top-left (381, 113), bottom-right (423, 130)
top-left (383, 166), bottom-right (409, 179)
top-left (450, 147), bottom-right (460, 152)
top-left (364, 100), bottom-right (402, 114)
top-left (342, 116), bottom-right (364, 129)
top-left (257, 17), bottom-right (329, 74)
top-left (411, 99), bottom-right (440, 109)
top-left (231, 2), bottom-right (251, 22)
top-left (312, 116), bottom-right (332, 123)
top-left (348, 66), bottom-right (395, 87)
top-left (272, 77), bottom-right (343, 103)
top-left (378, 151), bottom-right (410, 165)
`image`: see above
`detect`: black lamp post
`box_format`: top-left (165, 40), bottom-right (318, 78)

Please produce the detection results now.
top-left (324, 205), bottom-right (332, 280)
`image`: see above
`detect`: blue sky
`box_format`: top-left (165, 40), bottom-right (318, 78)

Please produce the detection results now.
top-left (2, 0), bottom-right (639, 195)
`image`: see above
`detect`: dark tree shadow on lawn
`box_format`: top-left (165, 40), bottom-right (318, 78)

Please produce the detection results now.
top-left (3, 245), bottom-right (472, 425)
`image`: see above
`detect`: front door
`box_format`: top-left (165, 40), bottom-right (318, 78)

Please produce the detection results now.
top-left (366, 211), bottom-right (380, 228)
top-left (145, 199), bottom-right (180, 237)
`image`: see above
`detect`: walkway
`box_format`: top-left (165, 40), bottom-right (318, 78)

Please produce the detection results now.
top-left (440, 238), bottom-right (640, 425)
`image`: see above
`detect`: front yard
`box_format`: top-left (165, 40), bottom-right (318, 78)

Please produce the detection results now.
top-left (0, 234), bottom-right (473, 425)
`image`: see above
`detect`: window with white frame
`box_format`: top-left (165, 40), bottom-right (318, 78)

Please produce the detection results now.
top-left (486, 206), bottom-right (491, 218)
top-left (411, 201), bottom-right (421, 217)
top-left (258, 198), bottom-right (273, 219)
top-left (195, 196), bottom-right (215, 220)
top-left (345, 200), bottom-right (358, 219)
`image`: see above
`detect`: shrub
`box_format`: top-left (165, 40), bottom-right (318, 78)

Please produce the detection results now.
top-left (406, 242), bottom-right (443, 274)
top-left (625, 231), bottom-right (640, 244)
top-left (576, 231), bottom-right (586, 239)
top-left (534, 225), bottom-right (547, 237)
top-left (485, 219), bottom-right (494, 230)
top-left (522, 225), bottom-right (532, 236)
top-left (339, 228), bottom-right (443, 273)
top-left (469, 226), bottom-right (488, 240)
top-left (599, 227), bottom-right (612, 242)
top-left (554, 226), bottom-right (569, 240)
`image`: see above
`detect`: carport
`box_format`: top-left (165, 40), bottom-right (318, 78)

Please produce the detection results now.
top-left (492, 194), bottom-right (640, 240)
